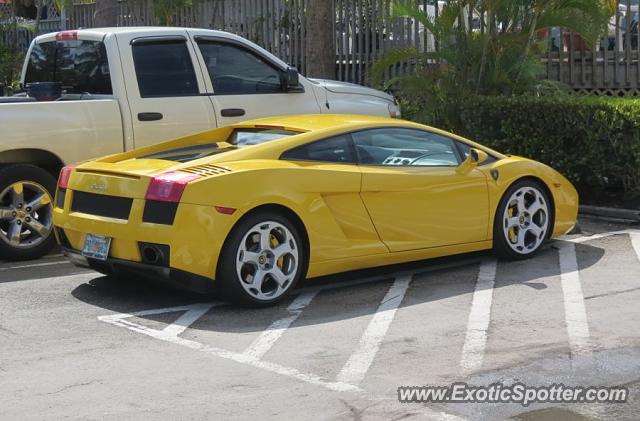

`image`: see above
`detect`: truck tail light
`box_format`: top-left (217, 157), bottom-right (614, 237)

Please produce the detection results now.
top-left (56, 31), bottom-right (78, 41)
top-left (145, 171), bottom-right (201, 203)
top-left (58, 165), bottom-right (76, 189)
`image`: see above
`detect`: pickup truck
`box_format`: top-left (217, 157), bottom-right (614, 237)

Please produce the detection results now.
top-left (0, 27), bottom-right (400, 261)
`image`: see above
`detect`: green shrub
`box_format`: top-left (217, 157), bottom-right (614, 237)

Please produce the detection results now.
top-left (410, 96), bottom-right (640, 201)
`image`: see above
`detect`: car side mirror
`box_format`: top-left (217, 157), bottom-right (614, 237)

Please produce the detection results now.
top-left (283, 67), bottom-right (301, 91)
top-left (469, 148), bottom-right (488, 165)
top-left (457, 148), bottom-right (488, 175)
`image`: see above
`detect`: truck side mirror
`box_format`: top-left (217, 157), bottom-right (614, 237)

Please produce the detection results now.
top-left (284, 67), bottom-right (300, 91)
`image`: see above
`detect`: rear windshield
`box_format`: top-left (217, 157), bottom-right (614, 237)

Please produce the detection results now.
top-left (139, 128), bottom-right (299, 162)
top-left (229, 128), bottom-right (299, 145)
top-left (24, 40), bottom-right (112, 95)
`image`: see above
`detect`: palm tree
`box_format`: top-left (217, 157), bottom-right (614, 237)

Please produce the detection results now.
top-left (371, 0), bottom-right (615, 126)
top-left (153, 0), bottom-right (193, 25)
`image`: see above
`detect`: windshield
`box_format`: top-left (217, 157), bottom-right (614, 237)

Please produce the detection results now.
top-left (139, 128), bottom-right (300, 163)
top-left (24, 40), bottom-right (112, 95)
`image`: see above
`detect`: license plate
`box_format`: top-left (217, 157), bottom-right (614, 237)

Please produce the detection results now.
top-left (82, 234), bottom-right (112, 261)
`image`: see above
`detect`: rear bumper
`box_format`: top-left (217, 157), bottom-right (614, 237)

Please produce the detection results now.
top-left (53, 192), bottom-right (241, 281)
top-left (62, 247), bottom-right (215, 294)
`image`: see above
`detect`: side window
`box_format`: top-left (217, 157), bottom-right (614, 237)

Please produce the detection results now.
top-left (352, 128), bottom-right (461, 167)
top-left (281, 135), bottom-right (355, 163)
top-left (455, 141), bottom-right (497, 165)
top-left (131, 40), bottom-right (199, 98)
top-left (197, 41), bottom-right (283, 95)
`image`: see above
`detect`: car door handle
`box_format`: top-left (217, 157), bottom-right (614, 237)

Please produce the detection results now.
top-left (220, 108), bottom-right (246, 117)
top-left (138, 112), bottom-right (163, 121)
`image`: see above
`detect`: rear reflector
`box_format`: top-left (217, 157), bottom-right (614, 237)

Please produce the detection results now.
top-left (56, 31), bottom-right (78, 41)
top-left (145, 171), bottom-right (201, 203)
top-left (58, 165), bottom-right (76, 189)
top-left (214, 206), bottom-right (236, 215)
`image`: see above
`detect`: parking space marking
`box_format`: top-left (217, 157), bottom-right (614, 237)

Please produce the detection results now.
top-left (566, 229), bottom-right (639, 244)
top-left (460, 258), bottom-right (497, 375)
top-left (0, 261), bottom-right (70, 271)
top-left (243, 291), bottom-right (318, 359)
top-left (558, 242), bottom-right (591, 357)
top-left (98, 302), bottom-right (361, 393)
top-left (162, 303), bottom-right (217, 337)
top-left (630, 232), bottom-right (640, 261)
top-left (336, 274), bottom-right (412, 386)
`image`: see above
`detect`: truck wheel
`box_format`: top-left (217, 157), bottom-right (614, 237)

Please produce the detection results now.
top-left (0, 164), bottom-right (57, 261)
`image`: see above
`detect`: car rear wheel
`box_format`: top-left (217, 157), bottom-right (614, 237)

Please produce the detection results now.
top-left (493, 180), bottom-right (551, 260)
top-left (0, 164), bottom-right (57, 261)
top-left (217, 211), bottom-right (306, 306)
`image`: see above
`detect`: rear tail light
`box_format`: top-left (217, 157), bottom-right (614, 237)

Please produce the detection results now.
top-left (58, 165), bottom-right (76, 189)
top-left (145, 171), bottom-right (201, 203)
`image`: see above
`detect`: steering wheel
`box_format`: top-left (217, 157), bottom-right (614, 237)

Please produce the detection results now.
top-left (256, 74), bottom-right (281, 92)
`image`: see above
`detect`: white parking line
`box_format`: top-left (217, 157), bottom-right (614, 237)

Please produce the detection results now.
top-left (558, 242), bottom-right (591, 357)
top-left (566, 229), bottom-right (639, 244)
top-left (460, 258), bottom-right (497, 376)
top-left (630, 232), bottom-right (640, 262)
top-left (336, 274), bottom-right (412, 386)
top-left (162, 303), bottom-right (217, 337)
top-left (0, 260), bottom-right (70, 271)
top-left (243, 291), bottom-right (317, 359)
top-left (99, 303), bottom-right (360, 393)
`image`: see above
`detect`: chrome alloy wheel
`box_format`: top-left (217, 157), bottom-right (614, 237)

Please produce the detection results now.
top-left (0, 181), bottom-right (53, 249)
top-left (236, 221), bottom-right (299, 301)
top-left (502, 186), bottom-right (549, 255)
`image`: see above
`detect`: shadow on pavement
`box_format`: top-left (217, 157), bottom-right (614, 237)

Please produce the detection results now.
top-left (69, 239), bottom-right (606, 334)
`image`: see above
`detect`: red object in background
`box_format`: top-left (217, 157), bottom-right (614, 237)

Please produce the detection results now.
top-left (563, 32), bottom-right (589, 52)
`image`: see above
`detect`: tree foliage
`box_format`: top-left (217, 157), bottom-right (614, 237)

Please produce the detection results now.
top-left (153, 0), bottom-right (193, 25)
top-left (371, 0), bottom-right (614, 126)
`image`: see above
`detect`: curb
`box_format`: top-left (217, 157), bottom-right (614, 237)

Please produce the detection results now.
top-left (579, 205), bottom-right (640, 223)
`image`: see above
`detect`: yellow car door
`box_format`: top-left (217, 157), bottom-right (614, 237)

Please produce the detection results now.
top-left (279, 133), bottom-right (388, 260)
top-left (353, 127), bottom-right (490, 252)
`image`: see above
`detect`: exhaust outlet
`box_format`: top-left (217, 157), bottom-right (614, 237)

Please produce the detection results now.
top-left (138, 243), bottom-right (170, 267)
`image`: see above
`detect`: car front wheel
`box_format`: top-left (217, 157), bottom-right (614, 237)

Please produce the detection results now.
top-left (493, 180), bottom-right (552, 260)
top-left (217, 211), bottom-right (306, 306)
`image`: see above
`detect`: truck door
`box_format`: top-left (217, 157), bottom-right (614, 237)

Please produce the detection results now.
top-left (190, 33), bottom-right (321, 125)
top-left (116, 31), bottom-right (217, 149)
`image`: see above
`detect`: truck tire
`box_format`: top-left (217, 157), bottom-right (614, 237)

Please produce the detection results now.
top-left (0, 164), bottom-right (57, 261)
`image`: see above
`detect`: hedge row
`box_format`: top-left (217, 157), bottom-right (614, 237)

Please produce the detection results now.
top-left (438, 96), bottom-right (640, 202)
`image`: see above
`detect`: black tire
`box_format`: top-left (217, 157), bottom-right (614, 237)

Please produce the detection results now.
top-left (493, 179), bottom-right (553, 260)
top-left (216, 210), bottom-right (307, 307)
top-left (0, 164), bottom-right (57, 261)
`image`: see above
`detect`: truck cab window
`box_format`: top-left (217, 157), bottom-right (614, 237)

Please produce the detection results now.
top-left (197, 41), bottom-right (284, 95)
top-left (132, 40), bottom-right (199, 98)
top-left (24, 40), bottom-right (112, 95)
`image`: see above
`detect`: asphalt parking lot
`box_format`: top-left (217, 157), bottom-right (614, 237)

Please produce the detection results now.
top-left (1, 217), bottom-right (639, 420)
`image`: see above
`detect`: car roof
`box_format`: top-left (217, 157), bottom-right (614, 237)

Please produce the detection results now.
top-left (235, 114), bottom-right (408, 132)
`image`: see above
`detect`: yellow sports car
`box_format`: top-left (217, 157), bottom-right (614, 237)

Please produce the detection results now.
top-left (53, 115), bottom-right (578, 305)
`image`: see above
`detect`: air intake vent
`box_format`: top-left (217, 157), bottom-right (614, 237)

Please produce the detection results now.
top-left (71, 191), bottom-right (133, 220)
top-left (180, 164), bottom-right (231, 177)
